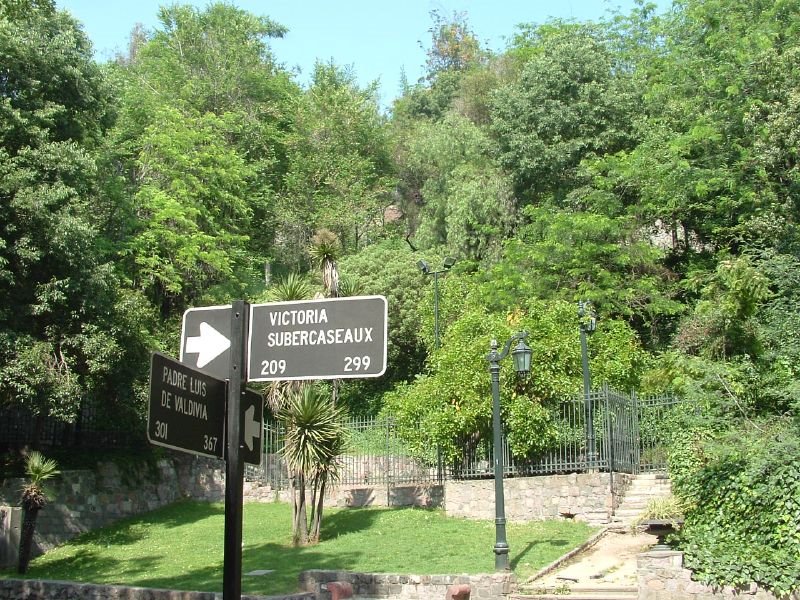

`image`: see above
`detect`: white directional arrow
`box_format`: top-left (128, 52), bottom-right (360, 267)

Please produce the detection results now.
top-left (244, 404), bottom-right (261, 452)
top-left (184, 321), bottom-right (230, 368)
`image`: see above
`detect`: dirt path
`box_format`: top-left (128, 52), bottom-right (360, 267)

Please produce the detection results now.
top-left (530, 528), bottom-right (658, 589)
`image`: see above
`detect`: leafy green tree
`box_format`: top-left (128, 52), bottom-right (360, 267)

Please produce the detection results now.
top-left (674, 255), bottom-right (771, 361)
top-left (423, 10), bottom-right (486, 79)
top-left (335, 239), bottom-right (429, 413)
top-left (395, 113), bottom-right (517, 262)
top-left (0, 0), bottom-right (153, 431)
top-left (484, 206), bottom-right (683, 346)
top-left (122, 106), bottom-right (256, 315)
top-left (392, 10), bottom-right (487, 122)
top-left (753, 251), bottom-right (800, 415)
top-left (490, 21), bottom-right (639, 206)
top-left (384, 292), bottom-right (649, 461)
top-left (279, 62), bottom-right (394, 265)
top-left (108, 2), bottom-right (300, 300)
top-left (589, 0), bottom-right (800, 254)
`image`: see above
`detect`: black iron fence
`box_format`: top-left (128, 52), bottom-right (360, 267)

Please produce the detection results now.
top-left (3, 386), bottom-right (680, 482)
top-left (453, 386), bottom-right (681, 478)
top-left (0, 405), bottom-right (142, 450)
top-left (246, 387), bottom-right (681, 488)
top-left (245, 415), bottom-right (446, 489)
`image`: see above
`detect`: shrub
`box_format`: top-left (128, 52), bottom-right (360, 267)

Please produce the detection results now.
top-left (670, 418), bottom-right (800, 597)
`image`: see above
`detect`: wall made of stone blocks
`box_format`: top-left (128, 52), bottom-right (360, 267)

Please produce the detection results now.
top-left (0, 452), bottom-right (227, 561)
top-left (637, 551), bottom-right (797, 600)
top-left (266, 483), bottom-right (444, 509)
top-left (0, 452), bottom-right (445, 567)
top-left (0, 578), bottom-right (314, 600)
top-left (300, 569), bottom-right (516, 600)
top-left (445, 472), bottom-right (619, 525)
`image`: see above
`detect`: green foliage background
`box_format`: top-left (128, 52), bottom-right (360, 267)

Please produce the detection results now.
top-left (2, 0), bottom-right (800, 593)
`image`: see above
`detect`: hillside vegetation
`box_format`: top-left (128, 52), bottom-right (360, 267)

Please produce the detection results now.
top-left (1, 0), bottom-right (798, 593)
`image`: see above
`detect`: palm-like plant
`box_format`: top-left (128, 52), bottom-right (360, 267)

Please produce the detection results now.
top-left (277, 384), bottom-right (346, 545)
top-left (18, 451), bottom-right (60, 573)
top-left (309, 228), bottom-right (344, 405)
top-left (308, 228), bottom-right (341, 298)
top-left (336, 275), bottom-right (365, 298)
top-left (264, 272), bottom-right (312, 302)
top-left (262, 272), bottom-right (312, 412)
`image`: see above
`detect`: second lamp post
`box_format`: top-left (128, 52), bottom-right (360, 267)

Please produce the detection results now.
top-left (417, 257), bottom-right (456, 349)
top-left (578, 301), bottom-right (597, 468)
top-left (487, 331), bottom-right (532, 571)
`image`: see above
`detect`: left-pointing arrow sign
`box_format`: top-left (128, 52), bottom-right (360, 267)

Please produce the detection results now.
top-left (241, 389), bottom-right (263, 465)
top-left (185, 322), bottom-right (231, 368)
top-left (244, 404), bottom-right (260, 452)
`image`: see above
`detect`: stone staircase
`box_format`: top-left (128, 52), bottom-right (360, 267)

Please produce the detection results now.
top-left (513, 472), bottom-right (672, 600)
top-left (610, 471), bottom-right (672, 528)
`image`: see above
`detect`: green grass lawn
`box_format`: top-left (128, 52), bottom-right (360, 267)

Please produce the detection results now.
top-left (2, 501), bottom-right (596, 596)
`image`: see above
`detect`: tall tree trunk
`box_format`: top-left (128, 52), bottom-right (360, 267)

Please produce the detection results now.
top-left (310, 477), bottom-right (327, 543)
top-left (292, 471), bottom-right (308, 546)
top-left (17, 507), bottom-right (39, 574)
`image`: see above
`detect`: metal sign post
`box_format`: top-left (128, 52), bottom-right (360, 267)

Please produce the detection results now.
top-left (172, 295), bottom-right (387, 599)
top-left (222, 300), bottom-right (248, 600)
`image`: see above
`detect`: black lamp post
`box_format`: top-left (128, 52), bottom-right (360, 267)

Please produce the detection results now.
top-left (486, 331), bottom-right (532, 571)
top-left (578, 301), bottom-right (597, 468)
top-left (417, 257), bottom-right (456, 349)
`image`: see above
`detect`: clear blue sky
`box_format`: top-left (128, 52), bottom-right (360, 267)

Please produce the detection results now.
top-left (56, 0), bottom-right (662, 106)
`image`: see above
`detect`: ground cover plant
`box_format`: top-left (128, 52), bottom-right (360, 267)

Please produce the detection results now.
top-left (1, 501), bottom-right (596, 596)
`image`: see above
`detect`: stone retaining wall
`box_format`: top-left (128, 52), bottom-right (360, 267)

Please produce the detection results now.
top-left (637, 551), bottom-right (798, 600)
top-left (0, 578), bottom-right (314, 600)
top-left (445, 472), bottom-right (630, 525)
top-left (2, 459), bottom-right (625, 569)
top-left (252, 483), bottom-right (444, 509)
top-left (300, 569), bottom-right (515, 600)
top-left (0, 453), bottom-right (226, 565)
top-left (0, 453), bottom-right (443, 568)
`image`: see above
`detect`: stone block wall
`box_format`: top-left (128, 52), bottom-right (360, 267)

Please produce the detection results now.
top-left (267, 483), bottom-right (444, 509)
top-left (637, 551), bottom-right (797, 600)
top-left (0, 452), bottom-right (227, 561)
top-left (445, 472), bottom-right (626, 525)
top-left (0, 506), bottom-right (21, 568)
top-left (300, 569), bottom-right (516, 600)
top-left (0, 578), bottom-right (314, 600)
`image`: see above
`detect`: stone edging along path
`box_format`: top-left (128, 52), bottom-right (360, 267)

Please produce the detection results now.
top-left (0, 578), bottom-right (315, 600)
top-left (0, 571), bottom-right (517, 600)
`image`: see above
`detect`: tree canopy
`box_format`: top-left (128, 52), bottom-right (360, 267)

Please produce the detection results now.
top-left (2, 0), bottom-right (800, 590)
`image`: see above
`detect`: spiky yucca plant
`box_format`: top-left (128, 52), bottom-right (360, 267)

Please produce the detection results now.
top-left (308, 228), bottom-right (341, 298)
top-left (265, 272), bottom-right (312, 302)
top-left (278, 384), bottom-right (346, 545)
top-left (336, 275), bottom-right (365, 298)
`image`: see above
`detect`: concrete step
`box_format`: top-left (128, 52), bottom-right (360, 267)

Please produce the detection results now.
top-left (634, 472), bottom-right (669, 478)
top-left (514, 586), bottom-right (638, 600)
top-left (626, 481), bottom-right (671, 490)
top-left (613, 510), bottom-right (645, 519)
top-left (619, 495), bottom-right (659, 504)
top-left (624, 483), bottom-right (671, 491)
top-left (626, 487), bottom-right (671, 496)
top-left (514, 595), bottom-right (636, 600)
